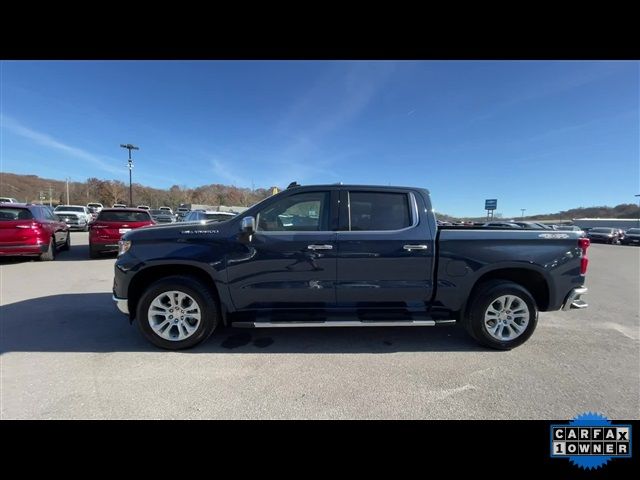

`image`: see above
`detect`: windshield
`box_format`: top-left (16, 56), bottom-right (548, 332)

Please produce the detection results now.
top-left (56, 206), bottom-right (85, 212)
top-left (591, 228), bottom-right (613, 233)
top-left (98, 211), bottom-right (151, 222)
top-left (0, 208), bottom-right (32, 221)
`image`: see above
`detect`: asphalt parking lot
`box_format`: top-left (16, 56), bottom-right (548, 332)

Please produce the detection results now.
top-left (1, 233), bottom-right (638, 419)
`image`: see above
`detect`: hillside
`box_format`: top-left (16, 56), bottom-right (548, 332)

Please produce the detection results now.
top-left (2, 172), bottom-right (639, 220)
top-left (0, 172), bottom-right (272, 209)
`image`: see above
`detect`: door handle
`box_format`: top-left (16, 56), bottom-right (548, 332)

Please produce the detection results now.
top-left (403, 244), bottom-right (428, 251)
top-left (307, 244), bottom-right (333, 250)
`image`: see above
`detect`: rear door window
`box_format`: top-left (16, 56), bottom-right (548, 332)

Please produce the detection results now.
top-left (347, 191), bottom-right (412, 231)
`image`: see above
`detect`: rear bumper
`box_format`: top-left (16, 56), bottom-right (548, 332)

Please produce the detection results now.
top-left (112, 294), bottom-right (129, 315)
top-left (91, 238), bottom-right (120, 250)
top-left (562, 287), bottom-right (588, 311)
top-left (0, 244), bottom-right (47, 256)
top-left (65, 224), bottom-right (87, 231)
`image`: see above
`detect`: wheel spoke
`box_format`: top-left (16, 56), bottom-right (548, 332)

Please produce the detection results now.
top-left (152, 318), bottom-right (172, 333)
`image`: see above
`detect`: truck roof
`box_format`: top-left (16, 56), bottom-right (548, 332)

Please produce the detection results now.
top-left (285, 183), bottom-right (430, 193)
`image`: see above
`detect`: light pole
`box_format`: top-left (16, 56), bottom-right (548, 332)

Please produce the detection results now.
top-left (520, 208), bottom-right (526, 219)
top-left (635, 194), bottom-right (640, 228)
top-left (120, 144), bottom-right (139, 206)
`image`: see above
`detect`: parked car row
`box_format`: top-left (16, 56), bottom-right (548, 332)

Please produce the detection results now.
top-left (586, 227), bottom-right (639, 245)
top-left (444, 220), bottom-right (639, 246)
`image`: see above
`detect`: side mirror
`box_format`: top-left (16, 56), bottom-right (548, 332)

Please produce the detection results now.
top-left (241, 216), bottom-right (255, 234)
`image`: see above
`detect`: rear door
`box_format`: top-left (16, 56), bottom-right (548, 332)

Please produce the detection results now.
top-left (336, 189), bottom-right (435, 309)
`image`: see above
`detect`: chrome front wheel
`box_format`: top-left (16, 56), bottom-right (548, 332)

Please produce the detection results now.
top-left (147, 290), bottom-right (202, 341)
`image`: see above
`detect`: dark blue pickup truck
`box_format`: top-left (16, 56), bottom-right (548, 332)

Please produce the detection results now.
top-left (112, 184), bottom-right (590, 350)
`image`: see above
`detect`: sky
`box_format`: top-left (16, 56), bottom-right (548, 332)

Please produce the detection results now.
top-left (1, 60), bottom-right (638, 217)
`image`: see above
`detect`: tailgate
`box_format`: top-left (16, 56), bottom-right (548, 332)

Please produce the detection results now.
top-left (0, 221), bottom-right (37, 246)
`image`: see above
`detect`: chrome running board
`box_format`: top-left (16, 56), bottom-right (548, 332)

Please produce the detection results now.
top-left (233, 319), bottom-right (457, 328)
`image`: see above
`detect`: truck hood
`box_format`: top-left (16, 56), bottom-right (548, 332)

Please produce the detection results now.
top-left (122, 219), bottom-right (235, 241)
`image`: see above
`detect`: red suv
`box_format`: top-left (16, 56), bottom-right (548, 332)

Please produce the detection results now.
top-left (0, 203), bottom-right (70, 261)
top-left (89, 208), bottom-right (155, 258)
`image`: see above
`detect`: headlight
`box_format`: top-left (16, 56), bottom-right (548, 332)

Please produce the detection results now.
top-left (118, 240), bottom-right (132, 256)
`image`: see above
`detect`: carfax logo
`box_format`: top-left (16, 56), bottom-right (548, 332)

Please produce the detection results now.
top-left (551, 412), bottom-right (632, 470)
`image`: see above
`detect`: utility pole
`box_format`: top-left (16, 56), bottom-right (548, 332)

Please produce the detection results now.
top-left (48, 185), bottom-right (53, 207)
top-left (120, 143), bottom-right (139, 206)
top-left (66, 178), bottom-right (70, 205)
top-left (520, 208), bottom-right (526, 219)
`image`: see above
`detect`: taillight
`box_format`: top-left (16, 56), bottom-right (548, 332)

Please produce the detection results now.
top-left (578, 238), bottom-right (590, 274)
top-left (16, 222), bottom-right (39, 230)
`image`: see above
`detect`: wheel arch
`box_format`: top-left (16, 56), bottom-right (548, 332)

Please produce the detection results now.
top-left (464, 266), bottom-right (550, 316)
top-left (127, 264), bottom-right (227, 324)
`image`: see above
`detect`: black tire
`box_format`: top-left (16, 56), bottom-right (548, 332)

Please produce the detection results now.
top-left (60, 232), bottom-right (71, 251)
top-left (136, 275), bottom-right (218, 350)
top-left (463, 280), bottom-right (538, 350)
top-left (89, 245), bottom-right (100, 259)
top-left (39, 237), bottom-right (56, 261)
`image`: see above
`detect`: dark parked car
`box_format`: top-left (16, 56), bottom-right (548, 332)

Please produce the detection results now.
top-left (512, 221), bottom-right (552, 230)
top-left (0, 203), bottom-right (70, 260)
top-left (587, 227), bottom-right (620, 244)
top-left (183, 210), bottom-right (236, 223)
top-left (553, 225), bottom-right (585, 234)
top-left (149, 209), bottom-right (176, 224)
top-left (481, 222), bottom-right (522, 228)
top-left (112, 184), bottom-right (590, 351)
top-left (89, 208), bottom-right (155, 258)
top-left (620, 228), bottom-right (640, 245)
top-left (176, 207), bottom-right (190, 220)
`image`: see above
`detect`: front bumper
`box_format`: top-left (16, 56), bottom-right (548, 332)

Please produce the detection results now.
top-left (113, 294), bottom-right (129, 315)
top-left (562, 287), bottom-right (588, 311)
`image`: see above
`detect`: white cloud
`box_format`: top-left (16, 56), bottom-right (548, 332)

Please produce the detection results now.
top-left (0, 115), bottom-right (123, 175)
top-left (210, 158), bottom-right (248, 187)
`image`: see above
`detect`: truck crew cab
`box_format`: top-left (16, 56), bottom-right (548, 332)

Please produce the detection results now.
top-left (112, 184), bottom-right (589, 350)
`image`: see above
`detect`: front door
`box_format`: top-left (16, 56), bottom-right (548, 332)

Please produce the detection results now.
top-left (336, 189), bottom-right (435, 310)
top-left (227, 190), bottom-right (338, 310)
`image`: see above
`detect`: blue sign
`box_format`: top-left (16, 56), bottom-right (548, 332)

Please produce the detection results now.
top-left (485, 199), bottom-right (497, 210)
